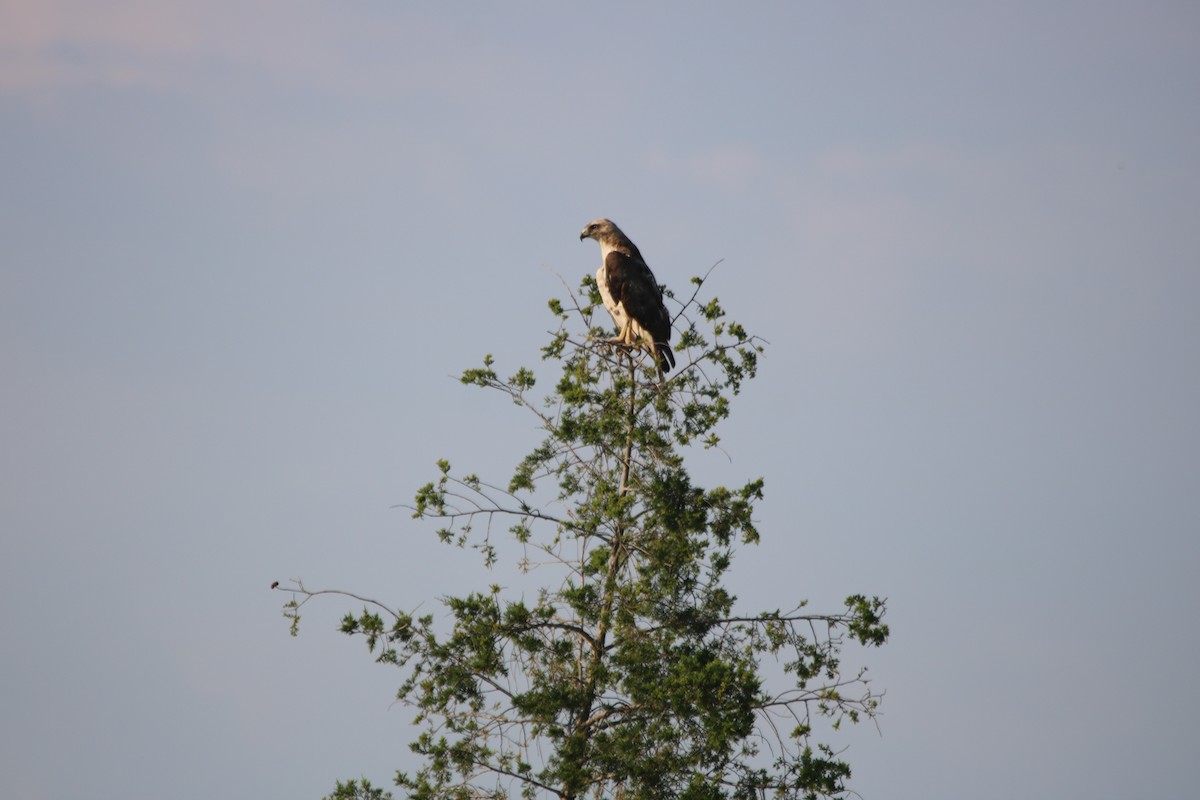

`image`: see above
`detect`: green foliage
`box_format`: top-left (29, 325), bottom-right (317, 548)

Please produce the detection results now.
top-left (323, 777), bottom-right (394, 800)
top-left (283, 273), bottom-right (887, 800)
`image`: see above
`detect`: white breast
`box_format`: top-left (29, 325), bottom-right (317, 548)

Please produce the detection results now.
top-left (596, 263), bottom-right (628, 330)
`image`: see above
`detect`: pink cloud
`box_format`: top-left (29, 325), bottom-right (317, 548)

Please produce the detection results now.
top-left (0, 0), bottom-right (363, 94)
top-left (1, 0), bottom-right (204, 90)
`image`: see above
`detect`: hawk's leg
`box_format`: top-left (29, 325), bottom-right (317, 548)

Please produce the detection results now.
top-left (598, 336), bottom-right (635, 352)
top-left (599, 320), bottom-right (637, 348)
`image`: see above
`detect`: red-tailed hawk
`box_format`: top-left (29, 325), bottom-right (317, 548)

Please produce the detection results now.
top-left (580, 218), bottom-right (676, 379)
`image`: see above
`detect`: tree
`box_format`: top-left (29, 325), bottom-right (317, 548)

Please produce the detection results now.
top-left (323, 778), bottom-right (394, 800)
top-left (280, 271), bottom-right (888, 800)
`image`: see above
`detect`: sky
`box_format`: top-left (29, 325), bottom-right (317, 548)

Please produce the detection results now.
top-left (2, 1), bottom-right (1198, 798)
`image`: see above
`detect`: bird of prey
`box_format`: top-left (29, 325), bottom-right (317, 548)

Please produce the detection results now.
top-left (580, 218), bottom-right (676, 379)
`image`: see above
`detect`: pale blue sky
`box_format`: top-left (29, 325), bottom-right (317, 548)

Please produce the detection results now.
top-left (2, 2), bottom-right (1198, 798)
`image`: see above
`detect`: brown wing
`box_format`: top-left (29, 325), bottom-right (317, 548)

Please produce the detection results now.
top-left (604, 250), bottom-right (675, 371)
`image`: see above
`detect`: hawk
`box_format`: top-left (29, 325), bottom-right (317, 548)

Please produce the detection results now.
top-left (580, 218), bottom-right (676, 378)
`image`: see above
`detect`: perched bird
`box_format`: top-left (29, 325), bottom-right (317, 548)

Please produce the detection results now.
top-left (580, 218), bottom-right (676, 379)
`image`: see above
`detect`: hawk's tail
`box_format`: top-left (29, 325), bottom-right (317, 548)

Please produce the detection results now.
top-left (656, 341), bottom-right (676, 375)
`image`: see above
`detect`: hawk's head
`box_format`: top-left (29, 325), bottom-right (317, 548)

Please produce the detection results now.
top-left (580, 218), bottom-right (623, 244)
